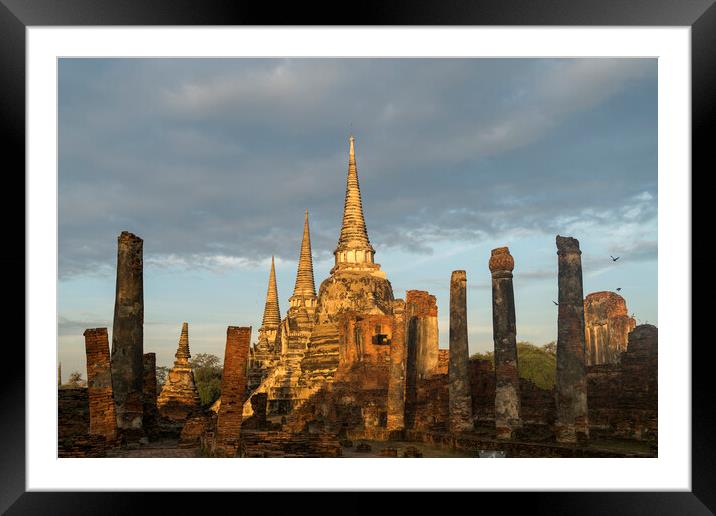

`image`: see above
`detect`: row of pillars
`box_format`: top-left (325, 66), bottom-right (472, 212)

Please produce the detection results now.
top-left (387, 235), bottom-right (588, 444)
top-left (82, 230), bottom-right (587, 447)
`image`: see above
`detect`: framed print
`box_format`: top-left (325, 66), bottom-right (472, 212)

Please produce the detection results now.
top-left (3, 0), bottom-right (713, 512)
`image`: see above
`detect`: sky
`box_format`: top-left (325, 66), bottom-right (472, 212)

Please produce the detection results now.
top-left (57, 58), bottom-right (658, 379)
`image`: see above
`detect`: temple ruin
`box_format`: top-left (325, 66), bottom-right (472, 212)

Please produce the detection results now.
top-left (59, 136), bottom-right (658, 459)
top-left (584, 291), bottom-right (637, 366)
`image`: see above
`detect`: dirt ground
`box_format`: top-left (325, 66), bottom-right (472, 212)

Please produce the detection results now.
top-left (340, 440), bottom-right (476, 458)
top-left (105, 439), bottom-right (201, 458)
top-left (103, 436), bottom-right (653, 458)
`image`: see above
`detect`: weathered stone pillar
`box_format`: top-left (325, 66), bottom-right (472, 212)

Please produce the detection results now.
top-left (406, 290), bottom-right (439, 379)
top-left (489, 247), bottom-right (522, 439)
top-left (84, 328), bottom-right (117, 441)
top-left (387, 299), bottom-right (407, 433)
top-left (143, 352), bottom-right (159, 437)
top-left (110, 231), bottom-right (145, 440)
top-left (448, 270), bottom-right (473, 433)
top-left (215, 326), bottom-right (251, 457)
top-left (555, 235), bottom-right (589, 443)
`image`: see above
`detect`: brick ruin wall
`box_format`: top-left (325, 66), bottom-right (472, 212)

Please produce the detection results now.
top-left (59, 388), bottom-right (89, 439)
top-left (213, 326), bottom-right (251, 457)
top-left (240, 430), bottom-right (342, 457)
top-left (435, 349), bottom-right (449, 374)
top-left (408, 330), bottom-right (656, 443)
top-left (58, 388), bottom-right (112, 457)
top-left (408, 358), bottom-right (555, 434)
top-left (586, 324), bottom-right (658, 441)
top-left (84, 328), bottom-right (118, 441)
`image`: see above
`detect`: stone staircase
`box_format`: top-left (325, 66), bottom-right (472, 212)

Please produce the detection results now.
top-left (242, 354), bottom-right (315, 417)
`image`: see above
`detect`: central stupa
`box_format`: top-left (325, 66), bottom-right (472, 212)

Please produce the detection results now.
top-left (315, 135), bottom-right (394, 324)
top-left (299, 136), bottom-right (395, 384)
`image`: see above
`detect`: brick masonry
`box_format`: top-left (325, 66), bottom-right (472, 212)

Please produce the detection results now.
top-left (214, 326), bottom-right (251, 457)
top-left (84, 327), bottom-right (118, 441)
top-left (387, 300), bottom-right (407, 432)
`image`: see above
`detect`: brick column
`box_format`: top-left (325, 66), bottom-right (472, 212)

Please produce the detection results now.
top-left (404, 313), bottom-right (418, 430)
top-left (387, 300), bottom-right (407, 432)
top-left (555, 235), bottom-right (589, 443)
top-left (404, 291), bottom-right (440, 428)
top-left (406, 290), bottom-right (439, 379)
top-left (110, 231), bottom-right (145, 440)
top-left (84, 328), bottom-right (117, 441)
top-left (448, 270), bottom-right (473, 433)
top-left (489, 247), bottom-right (522, 439)
top-left (215, 326), bottom-right (251, 457)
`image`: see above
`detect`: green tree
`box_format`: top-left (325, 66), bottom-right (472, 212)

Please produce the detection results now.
top-left (66, 371), bottom-right (85, 388)
top-left (191, 353), bottom-right (223, 407)
top-left (470, 341), bottom-right (556, 390)
top-left (156, 366), bottom-right (171, 390)
top-left (515, 341), bottom-right (556, 390)
top-left (471, 350), bottom-right (494, 362)
top-left (542, 341), bottom-right (557, 355)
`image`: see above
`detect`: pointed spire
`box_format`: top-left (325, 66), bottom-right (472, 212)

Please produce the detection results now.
top-left (175, 322), bottom-right (191, 361)
top-left (336, 135), bottom-right (374, 255)
top-left (261, 256), bottom-right (281, 328)
top-left (293, 210), bottom-right (317, 297)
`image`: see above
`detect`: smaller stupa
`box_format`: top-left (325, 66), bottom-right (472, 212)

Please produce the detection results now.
top-left (157, 322), bottom-right (202, 422)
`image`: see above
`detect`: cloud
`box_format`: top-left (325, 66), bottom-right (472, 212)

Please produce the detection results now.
top-left (145, 253), bottom-right (255, 272)
top-left (58, 58), bottom-right (657, 278)
top-left (58, 316), bottom-right (111, 336)
top-left (161, 60), bottom-right (348, 120)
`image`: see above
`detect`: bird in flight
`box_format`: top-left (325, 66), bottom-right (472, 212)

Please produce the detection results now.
top-left (610, 255), bottom-right (620, 262)
top-left (616, 287), bottom-right (622, 292)
top-left (552, 300), bottom-right (559, 306)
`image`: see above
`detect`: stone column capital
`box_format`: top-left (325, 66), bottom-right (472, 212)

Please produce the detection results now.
top-left (489, 247), bottom-right (515, 275)
top-left (556, 235), bottom-right (582, 255)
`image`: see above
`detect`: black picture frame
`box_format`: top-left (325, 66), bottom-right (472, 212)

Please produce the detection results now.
top-left (2, 0), bottom-right (711, 513)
